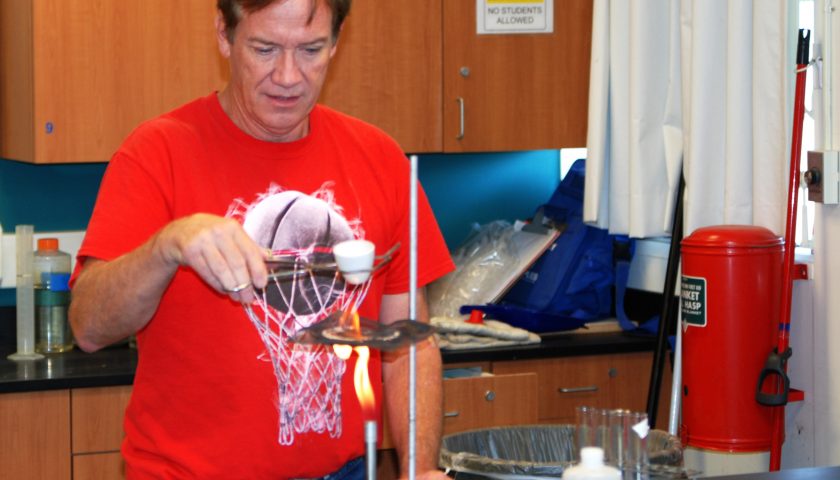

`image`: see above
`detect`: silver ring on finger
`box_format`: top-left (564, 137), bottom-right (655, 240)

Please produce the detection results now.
top-left (225, 282), bottom-right (251, 294)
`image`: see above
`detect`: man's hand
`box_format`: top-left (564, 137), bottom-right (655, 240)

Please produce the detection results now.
top-left (155, 213), bottom-right (269, 301)
top-left (71, 213), bottom-right (267, 351)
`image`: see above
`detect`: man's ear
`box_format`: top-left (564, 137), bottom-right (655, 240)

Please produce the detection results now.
top-left (329, 25), bottom-right (343, 59)
top-left (215, 12), bottom-right (232, 58)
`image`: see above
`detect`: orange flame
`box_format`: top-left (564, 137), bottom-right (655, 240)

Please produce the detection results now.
top-left (352, 311), bottom-right (361, 337)
top-left (353, 346), bottom-right (375, 417)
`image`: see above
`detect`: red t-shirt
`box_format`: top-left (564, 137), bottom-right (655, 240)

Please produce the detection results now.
top-left (76, 93), bottom-right (454, 479)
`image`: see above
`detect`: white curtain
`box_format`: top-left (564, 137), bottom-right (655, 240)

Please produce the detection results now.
top-left (584, 0), bottom-right (795, 238)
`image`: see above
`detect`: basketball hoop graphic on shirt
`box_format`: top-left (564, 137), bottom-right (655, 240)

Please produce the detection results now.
top-left (227, 184), bottom-right (371, 445)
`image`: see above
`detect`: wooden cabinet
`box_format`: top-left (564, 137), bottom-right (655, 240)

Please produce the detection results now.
top-left (0, 387), bottom-right (129, 480)
top-left (492, 352), bottom-right (673, 425)
top-left (0, 0), bottom-right (227, 164)
top-left (378, 371), bottom-right (538, 480)
top-left (322, 0), bottom-right (593, 153)
top-left (319, 0), bottom-right (443, 154)
top-left (443, 373), bottom-right (538, 434)
top-left (1, 0), bottom-right (591, 163)
top-left (71, 386), bottom-right (131, 480)
top-left (442, 0), bottom-right (592, 152)
top-left (0, 390), bottom-right (71, 480)
top-left (73, 453), bottom-right (125, 480)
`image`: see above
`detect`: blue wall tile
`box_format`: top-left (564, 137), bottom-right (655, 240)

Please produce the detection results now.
top-left (0, 151), bottom-right (561, 305)
top-left (0, 160), bottom-right (106, 231)
top-left (418, 150), bottom-right (561, 249)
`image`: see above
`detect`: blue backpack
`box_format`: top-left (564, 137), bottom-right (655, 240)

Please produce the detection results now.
top-left (461, 159), bottom-right (618, 332)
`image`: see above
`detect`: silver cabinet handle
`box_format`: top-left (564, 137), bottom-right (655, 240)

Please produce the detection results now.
top-left (444, 411), bottom-right (460, 418)
top-left (456, 97), bottom-right (465, 140)
top-left (558, 386), bottom-right (599, 394)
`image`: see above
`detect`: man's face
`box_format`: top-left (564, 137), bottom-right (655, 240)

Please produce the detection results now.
top-left (217, 0), bottom-right (337, 142)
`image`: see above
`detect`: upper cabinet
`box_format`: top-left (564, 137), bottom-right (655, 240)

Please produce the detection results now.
top-left (441, 0), bottom-right (592, 152)
top-left (325, 0), bottom-right (592, 153)
top-left (0, 0), bottom-right (591, 163)
top-left (0, 1), bottom-right (228, 164)
top-left (319, 0), bottom-right (443, 154)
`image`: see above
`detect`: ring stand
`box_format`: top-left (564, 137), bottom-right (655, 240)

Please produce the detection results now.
top-left (291, 311), bottom-right (435, 351)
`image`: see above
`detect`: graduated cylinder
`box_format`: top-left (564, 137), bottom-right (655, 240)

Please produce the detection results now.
top-left (680, 225), bottom-right (782, 452)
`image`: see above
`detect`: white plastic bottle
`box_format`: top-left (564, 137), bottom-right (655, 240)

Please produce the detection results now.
top-left (33, 238), bottom-right (73, 353)
top-left (562, 447), bottom-right (621, 480)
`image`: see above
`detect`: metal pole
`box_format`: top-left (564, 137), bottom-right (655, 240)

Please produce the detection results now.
top-left (408, 155), bottom-right (419, 480)
top-left (646, 172), bottom-right (684, 428)
top-left (668, 308), bottom-right (683, 436)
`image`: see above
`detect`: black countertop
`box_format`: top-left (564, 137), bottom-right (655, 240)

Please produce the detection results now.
top-left (0, 330), bottom-right (659, 394)
top-left (0, 345), bottom-right (136, 393)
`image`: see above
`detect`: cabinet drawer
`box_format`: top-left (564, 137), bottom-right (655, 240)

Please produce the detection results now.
top-left (493, 356), bottom-right (614, 422)
top-left (71, 386), bottom-right (132, 454)
top-left (493, 353), bottom-right (672, 425)
top-left (443, 373), bottom-right (538, 434)
top-left (73, 452), bottom-right (125, 480)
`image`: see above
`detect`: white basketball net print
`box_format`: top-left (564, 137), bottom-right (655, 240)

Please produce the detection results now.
top-left (227, 184), bottom-right (373, 445)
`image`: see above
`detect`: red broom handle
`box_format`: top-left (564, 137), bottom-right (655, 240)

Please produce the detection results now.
top-left (769, 28), bottom-right (810, 472)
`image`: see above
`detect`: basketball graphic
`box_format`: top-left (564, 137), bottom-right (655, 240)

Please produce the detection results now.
top-left (242, 190), bottom-right (354, 314)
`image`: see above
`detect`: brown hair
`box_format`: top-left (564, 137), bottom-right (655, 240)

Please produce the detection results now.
top-left (217, 0), bottom-right (352, 42)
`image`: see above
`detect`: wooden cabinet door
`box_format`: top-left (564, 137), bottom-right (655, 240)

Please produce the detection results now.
top-left (605, 352), bottom-right (673, 428)
top-left (71, 386), bottom-right (131, 480)
top-left (320, 0), bottom-right (443, 154)
top-left (0, 390), bottom-right (71, 480)
top-left (73, 452), bottom-right (125, 480)
top-left (71, 386), bottom-right (131, 454)
top-left (442, 373), bottom-right (538, 434)
top-left (71, 386), bottom-right (132, 454)
top-left (1, 0), bottom-right (227, 163)
top-left (494, 356), bottom-right (613, 423)
top-left (442, 0), bottom-right (592, 152)
top-left (493, 353), bottom-right (674, 426)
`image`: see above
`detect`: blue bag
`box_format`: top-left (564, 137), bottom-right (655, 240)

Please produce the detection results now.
top-left (461, 159), bottom-right (618, 333)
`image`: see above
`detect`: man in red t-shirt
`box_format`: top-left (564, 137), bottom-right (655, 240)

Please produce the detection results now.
top-left (69, 0), bottom-right (454, 478)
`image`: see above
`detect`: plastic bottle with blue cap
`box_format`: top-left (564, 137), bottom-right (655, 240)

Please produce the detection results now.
top-left (34, 238), bottom-right (73, 353)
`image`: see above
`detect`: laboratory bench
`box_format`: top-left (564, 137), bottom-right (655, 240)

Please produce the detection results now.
top-left (0, 327), bottom-right (672, 480)
top-left (0, 330), bottom-right (662, 393)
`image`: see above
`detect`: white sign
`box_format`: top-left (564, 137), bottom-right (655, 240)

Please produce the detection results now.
top-left (477, 0), bottom-right (553, 35)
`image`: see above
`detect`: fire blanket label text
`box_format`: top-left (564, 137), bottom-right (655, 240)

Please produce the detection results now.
top-left (681, 276), bottom-right (707, 327)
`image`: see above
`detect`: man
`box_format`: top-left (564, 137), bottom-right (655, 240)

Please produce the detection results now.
top-left (68, 0), bottom-right (454, 478)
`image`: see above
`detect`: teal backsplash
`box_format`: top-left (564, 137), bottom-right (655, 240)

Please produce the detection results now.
top-left (0, 160), bottom-right (107, 231)
top-left (0, 151), bottom-right (562, 306)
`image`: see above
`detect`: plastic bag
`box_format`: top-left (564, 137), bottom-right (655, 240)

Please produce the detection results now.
top-left (428, 221), bottom-right (520, 319)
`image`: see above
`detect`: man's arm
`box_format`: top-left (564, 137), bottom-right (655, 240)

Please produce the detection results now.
top-left (69, 213), bottom-right (268, 352)
top-left (380, 289), bottom-right (448, 480)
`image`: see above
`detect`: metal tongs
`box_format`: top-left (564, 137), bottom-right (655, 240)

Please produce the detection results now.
top-left (264, 242), bottom-right (400, 282)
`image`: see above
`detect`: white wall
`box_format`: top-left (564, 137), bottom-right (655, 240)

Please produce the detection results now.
top-left (784, 0), bottom-right (840, 468)
top-left (811, 206), bottom-right (840, 466)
